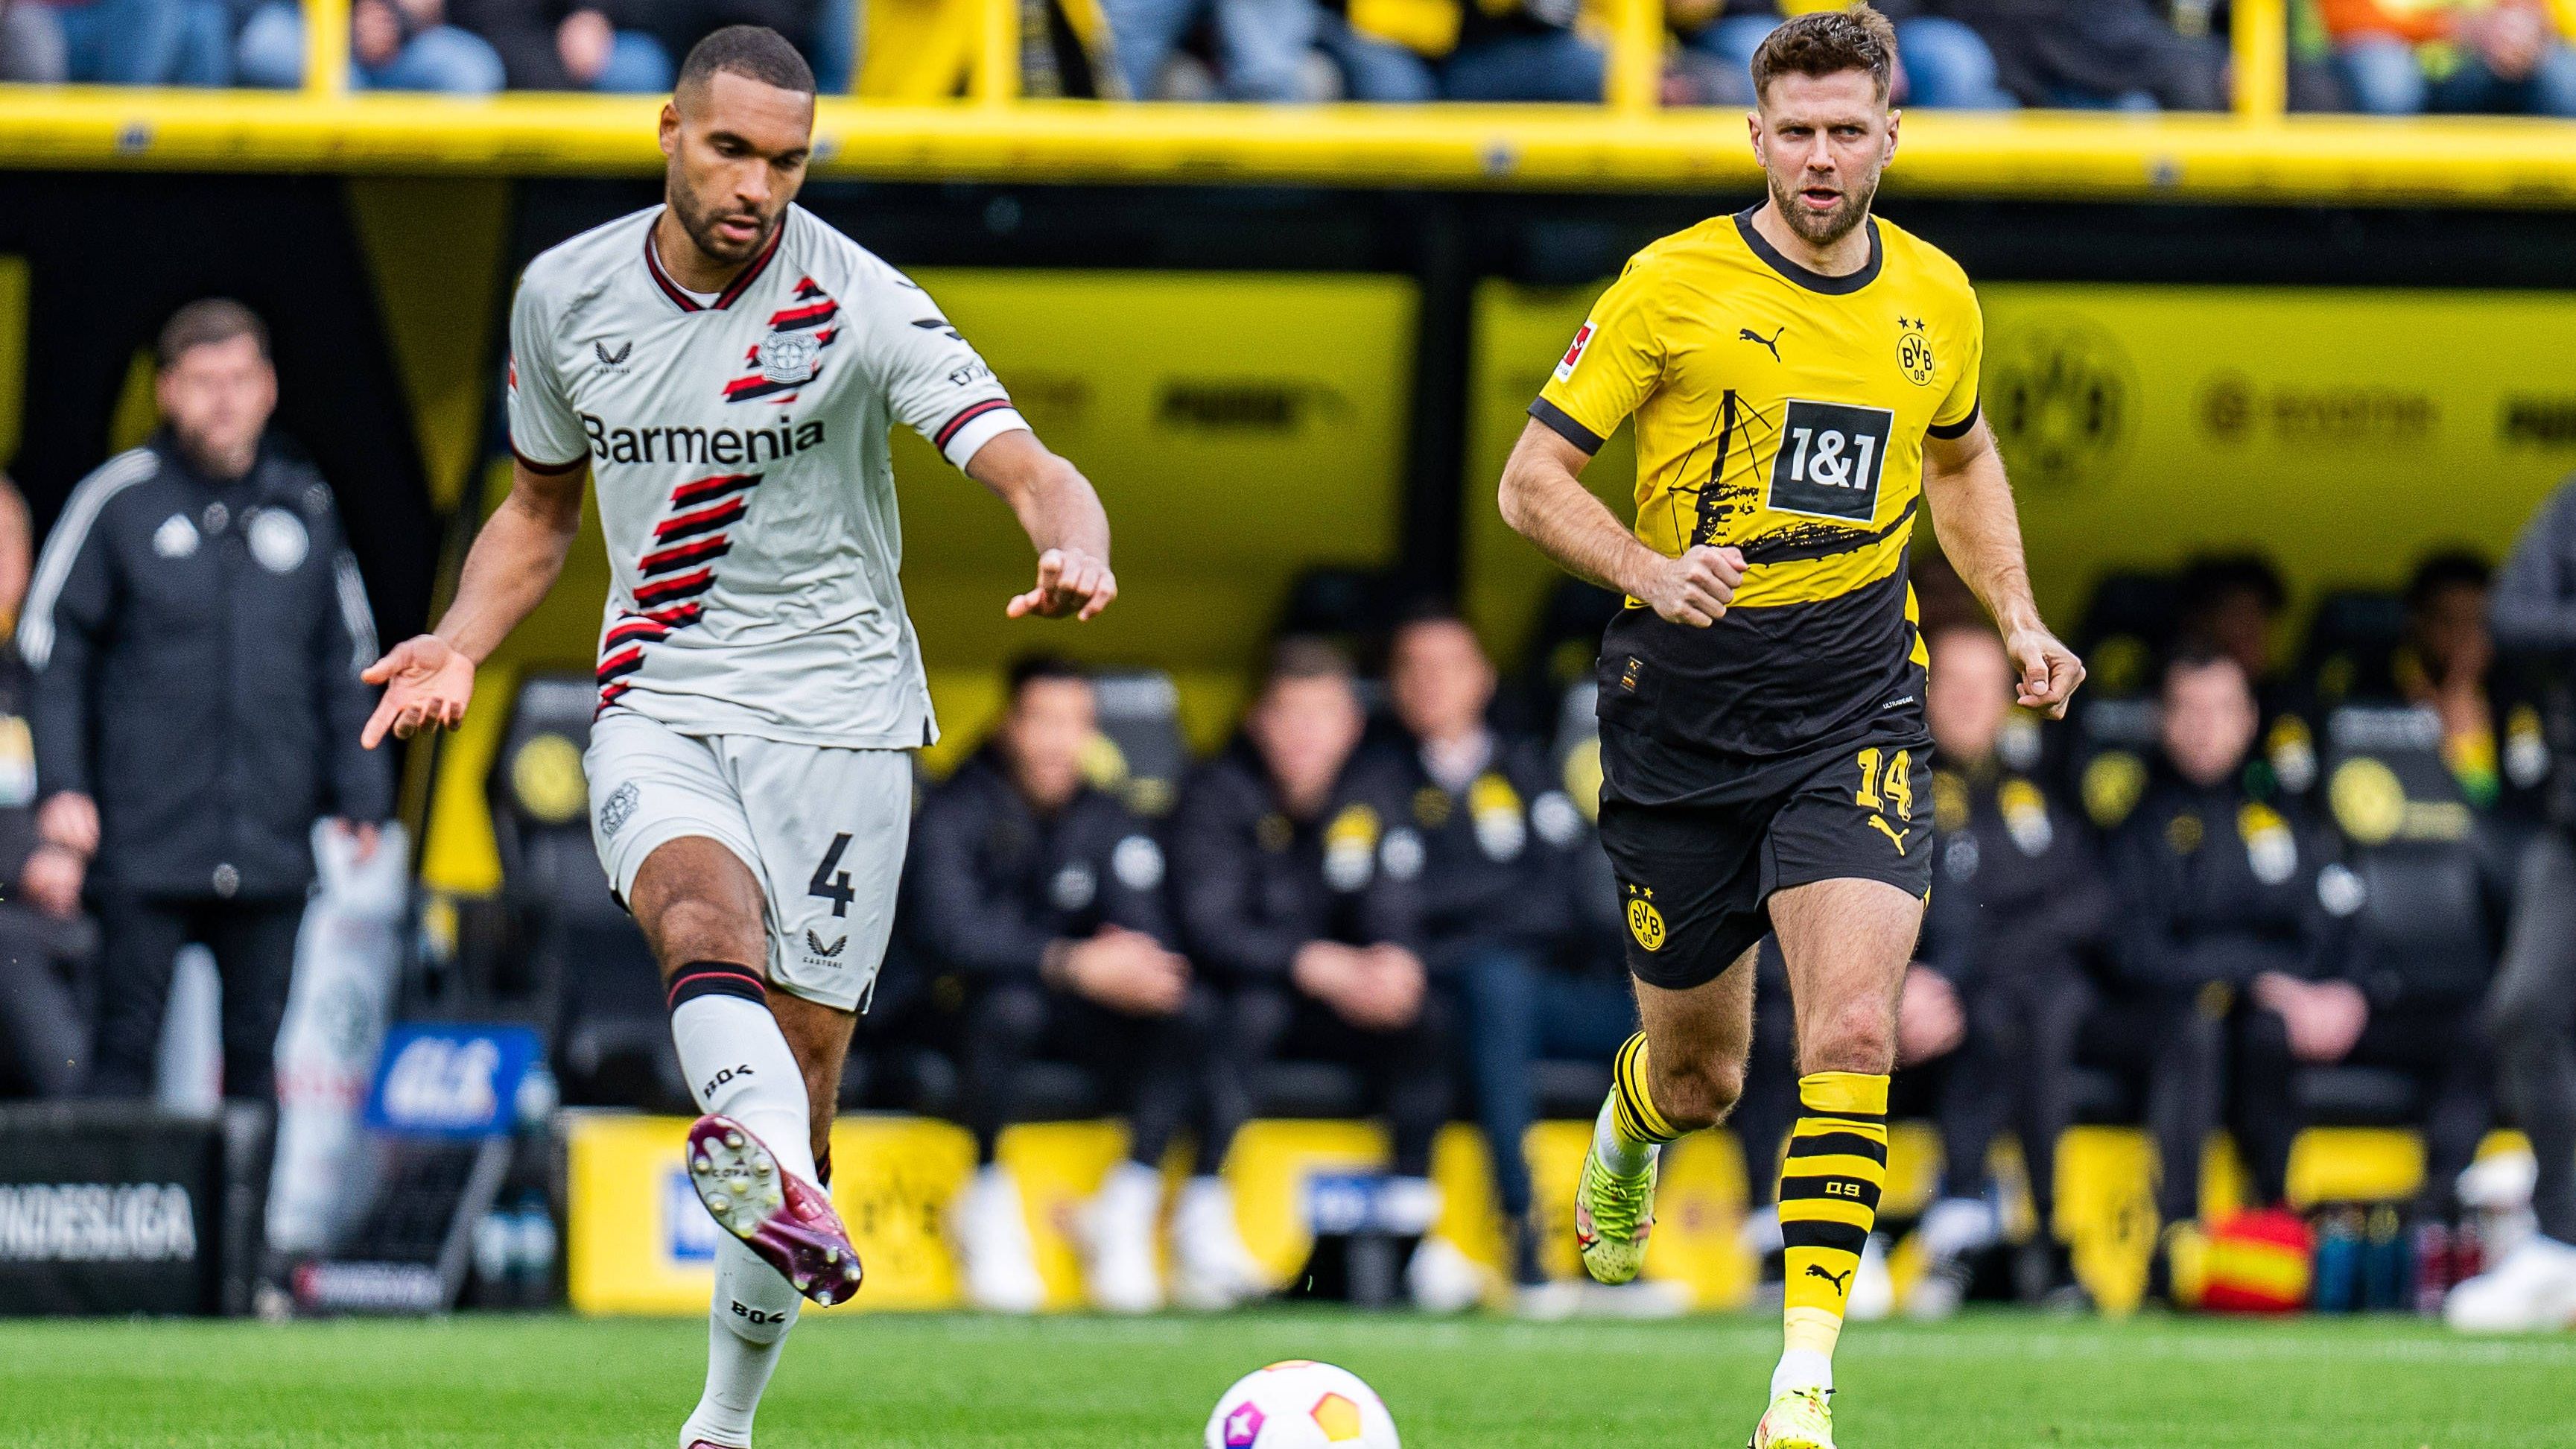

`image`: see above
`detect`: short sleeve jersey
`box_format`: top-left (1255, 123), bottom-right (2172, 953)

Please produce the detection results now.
top-left (507, 205), bottom-right (1027, 749)
top-left (1530, 206), bottom-right (1983, 779)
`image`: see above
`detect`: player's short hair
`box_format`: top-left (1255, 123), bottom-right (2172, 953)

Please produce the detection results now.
top-left (1006, 653), bottom-right (1089, 698)
top-left (1750, 2), bottom-right (1898, 106)
top-left (1389, 597), bottom-right (1473, 639)
top-left (676, 25), bottom-right (816, 100)
top-left (2161, 643), bottom-right (2248, 693)
top-left (156, 299), bottom-right (269, 371)
top-left (2405, 549), bottom-right (2491, 611)
top-left (1263, 635), bottom-right (1354, 689)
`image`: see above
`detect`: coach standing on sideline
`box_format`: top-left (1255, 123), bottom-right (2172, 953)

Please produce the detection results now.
top-left (19, 299), bottom-right (390, 1103)
top-left (2452, 470), bottom-right (2576, 1329)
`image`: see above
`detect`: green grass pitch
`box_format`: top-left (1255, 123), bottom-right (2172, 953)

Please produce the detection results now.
top-left (4, 1309), bottom-right (2569, 1447)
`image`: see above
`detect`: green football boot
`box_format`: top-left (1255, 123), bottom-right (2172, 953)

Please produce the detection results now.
top-left (1573, 1144), bottom-right (1657, 1285)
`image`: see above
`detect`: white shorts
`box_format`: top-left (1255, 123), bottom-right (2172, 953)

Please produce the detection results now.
top-left (586, 710), bottom-right (912, 1012)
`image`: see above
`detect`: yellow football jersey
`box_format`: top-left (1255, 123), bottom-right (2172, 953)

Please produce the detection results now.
top-left (1532, 206), bottom-right (1983, 779)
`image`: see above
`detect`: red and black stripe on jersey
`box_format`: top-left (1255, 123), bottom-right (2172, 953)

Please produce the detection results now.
top-left (935, 398), bottom-right (1014, 453)
top-left (720, 280), bottom-right (841, 404)
top-left (596, 471), bottom-right (764, 711)
top-left (767, 277), bottom-right (840, 332)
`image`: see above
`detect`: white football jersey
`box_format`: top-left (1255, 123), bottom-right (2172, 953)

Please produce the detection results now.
top-left (506, 204), bottom-right (1025, 749)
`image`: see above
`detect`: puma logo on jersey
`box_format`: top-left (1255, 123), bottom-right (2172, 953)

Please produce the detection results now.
top-left (1741, 326), bottom-right (1784, 362)
top-left (1804, 1263), bottom-right (1853, 1293)
top-left (805, 929), bottom-right (848, 958)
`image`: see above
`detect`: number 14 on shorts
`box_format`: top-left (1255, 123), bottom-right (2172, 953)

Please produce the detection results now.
top-left (1853, 747), bottom-right (1913, 855)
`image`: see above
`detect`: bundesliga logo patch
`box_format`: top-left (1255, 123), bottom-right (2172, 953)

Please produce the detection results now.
top-left (1554, 320), bottom-right (1596, 382)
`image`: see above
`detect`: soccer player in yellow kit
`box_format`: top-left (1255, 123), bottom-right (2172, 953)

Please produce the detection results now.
top-left (1496, 8), bottom-right (2084, 1447)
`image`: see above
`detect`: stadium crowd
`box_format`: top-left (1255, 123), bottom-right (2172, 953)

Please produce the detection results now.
top-left (4, 295), bottom-right (2576, 1329)
top-left (1, 0), bottom-right (2572, 115)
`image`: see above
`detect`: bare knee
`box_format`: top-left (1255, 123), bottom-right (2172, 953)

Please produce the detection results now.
top-left (632, 838), bottom-right (767, 974)
top-left (1801, 995), bottom-right (1896, 1078)
top-left (647, 894), bottom-right (765, 974)
top-left (1651, 1053), bottom-right (1747, 1134)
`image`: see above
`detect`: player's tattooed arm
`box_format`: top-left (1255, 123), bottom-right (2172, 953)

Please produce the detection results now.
top-left (966, 428), bottom-right (1117, 623)
top-left (1497, 419), bottom-right (1744, 628)
top-left (361, 457), bottom-right (588, 746)
top-left (1922, 416), bottom-right (2085, 719)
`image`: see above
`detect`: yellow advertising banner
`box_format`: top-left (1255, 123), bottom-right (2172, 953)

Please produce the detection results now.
top-left (889, 269), bottom-right (1416, 677)
top-left (564, 1112), bottom-right (1747, 1314)
top-left (1464, 279), bottom-right (2576, 663)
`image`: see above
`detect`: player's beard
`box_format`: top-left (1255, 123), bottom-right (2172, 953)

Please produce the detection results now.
top-left (1767, 165), bottom-right (1879, 250)
top-left (668, 168), bottom-right (778, 268)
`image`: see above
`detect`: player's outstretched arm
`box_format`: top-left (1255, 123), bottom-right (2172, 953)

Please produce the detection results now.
top-left (360, 457), bottom-right (587, 748)
top-left (967, 428), bottom-right (1117, 622)
top-left (1497, 419), bottom-right (1742, 628)
top-left (1922, 417), bottom-right (2085, 718)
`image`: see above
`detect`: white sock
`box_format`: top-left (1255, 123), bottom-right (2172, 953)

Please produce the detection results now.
top-left (680, 1237), bottom-right (802, 1448)
top-left (670, 975), bottom-right (815, 1182)
top-left (1770, 1346), bottom-right (1833, 1400)
top-left (1592, 1097), bottom-right (1657, 1176)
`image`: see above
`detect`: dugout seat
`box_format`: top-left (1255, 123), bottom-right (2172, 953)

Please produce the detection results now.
top-left (2300, 590), bottom-right (2408, 709)
top-left (488, 675), bottom-right (688, 1114)
top-left (2065, 571), bottom-right (2183, 834)
top-left (1088, 668), bottom-right (1188, 818)
top-left (2298, 701), bottom-right (2504, 1126)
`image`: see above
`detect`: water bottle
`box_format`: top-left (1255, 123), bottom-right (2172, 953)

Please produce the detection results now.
top-left (2411, 1221), bottom-right (2453, 1316)
top-left (2311, 1208), bottom-right (2362, 1313)
top-left (513, 1193), bottom-right (559, 1307)
top-left (2361, 1206), bottom-right (2408, 1313)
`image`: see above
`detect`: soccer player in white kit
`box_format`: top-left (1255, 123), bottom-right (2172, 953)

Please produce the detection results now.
top-left (359, 28), bottom-right (1117, 1449)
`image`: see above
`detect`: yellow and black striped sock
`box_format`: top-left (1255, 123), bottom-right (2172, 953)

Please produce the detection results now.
top-left (1606, 1032), bottom-right (1683, 1152)
top-left (1777, 1071), bottom-right (1890, 1377)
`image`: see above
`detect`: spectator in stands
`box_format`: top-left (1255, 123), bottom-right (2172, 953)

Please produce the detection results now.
top-left (1358, 605), bottom-right (1617, 1309)
top-left (1902, 624), bottom-right (2112, 1316)
top-left (235, 0), bottom-right (507, 91)
top-left (1322, 0), bottom-right (1742, 103)
top-left (2101, 649), bottom-right (2356, 1297)
top-left (19, 299), bottom-right (390, 1106)
top-left (636, 0), bottom-right (825, 92)
top-left (1693, 0), bottom-right (2017, 107)
top-left (0, 0), bottom-right (64, 80)
top-left (2452, 472), bottom-right (2576, 1329)
top-left (1101, 0), bottom-right (1324, 98)
top-left (0, 472), bottom-right (91, 1101)
top-left (3, 0), bottom-right (229, 83)
top-left (904, 657), bottom-right (1237, 1316)
top-left (2322, 0), bottom-right (2576, 116)
top-left (1171, 638), bottom-right (1463, 1307)
top-left (450, 0), bottom-right (673, 89)
top-left (1932, 0), bottom-right (2224, 109)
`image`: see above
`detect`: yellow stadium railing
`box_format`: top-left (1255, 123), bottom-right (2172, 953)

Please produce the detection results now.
top-left (302, 0), bottom-right (351, 98)
top-left (1, 0), bottom-right (2575, 204)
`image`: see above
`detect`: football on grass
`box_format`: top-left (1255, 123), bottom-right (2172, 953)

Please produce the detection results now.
top-left (1205, 1360), bottom-right (1401, 1448)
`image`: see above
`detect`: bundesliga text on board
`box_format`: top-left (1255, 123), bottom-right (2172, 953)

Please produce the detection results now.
top-left (0, 1183), bottom-right (197, 1264)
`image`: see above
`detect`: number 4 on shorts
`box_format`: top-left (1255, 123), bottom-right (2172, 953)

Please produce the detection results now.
top-left (808, 832), bottom-right (856, 917)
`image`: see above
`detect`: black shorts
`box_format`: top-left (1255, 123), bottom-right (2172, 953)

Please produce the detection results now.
top-left (1596, 730), bottom-right (1934, 991)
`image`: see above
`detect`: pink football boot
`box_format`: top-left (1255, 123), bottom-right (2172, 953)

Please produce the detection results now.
top-left (685, 1114), bottom-right (864, 1306)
